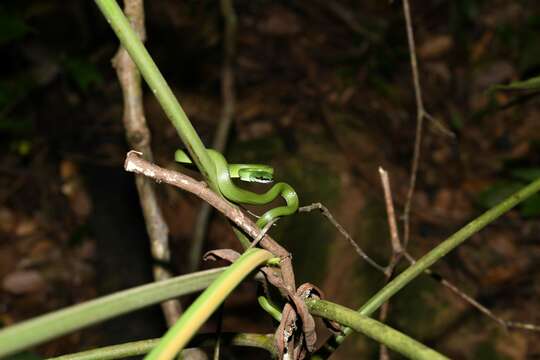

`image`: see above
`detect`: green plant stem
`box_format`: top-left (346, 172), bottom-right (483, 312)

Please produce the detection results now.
top-left (93, 0), bottom-right (217, 188)
top-left (0, 268), bottom-right (225, 358)
top-left (48, 333), bottom-right (276, 360)
top-left (145, 248), bottom-right (274, 360)
top-left (94, 0), bottom-right (252, 251)
top-left (317, 177), bottom-right (540, 357)
top-left (307, 299), bottom-right (449, 360)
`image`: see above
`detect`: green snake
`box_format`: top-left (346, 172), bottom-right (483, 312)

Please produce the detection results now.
top-left (175, 149), bottom-right (299, 228)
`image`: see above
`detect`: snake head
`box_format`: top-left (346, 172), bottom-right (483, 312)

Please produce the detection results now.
top-left (238, 168), bottom-right (274, 183)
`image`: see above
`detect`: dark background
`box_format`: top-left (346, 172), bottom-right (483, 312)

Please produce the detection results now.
top-left (1, 0), bottom-right (540, 359)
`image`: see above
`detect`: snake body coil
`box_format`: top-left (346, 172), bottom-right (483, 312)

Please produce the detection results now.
top-left (175, 149), bottom-right (298, 228)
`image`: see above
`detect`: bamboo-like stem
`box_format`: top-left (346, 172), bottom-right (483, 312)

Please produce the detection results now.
top-left (307, 299), bottom-right (449, 360)
top-left (48, 333), bottom-right (276, 360)
top-left (316, 176), bottom-right (540, 357)
top-left (145, 248), bottom-right (274, 360)
top-left (94, 0), bottom-right (217, 188)
top-left (0, 268), bottom-right (225, 358)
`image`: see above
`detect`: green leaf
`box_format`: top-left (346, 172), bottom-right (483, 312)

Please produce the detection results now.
top-left (489, 75), bottom-right (540, 92)
top-left (511, 167), bottom-right (540, 182)
top-left (477, 181), bottom-right (524, 209)
top-left (0, 12), bottom-right (30, 45)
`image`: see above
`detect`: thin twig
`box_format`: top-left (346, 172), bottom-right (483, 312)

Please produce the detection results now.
top-left (188, 0), bottom-right (238, 273)
top-left (379, 167), bottom-right (403, 257)
top-left (378, 167), bottom-right (403, 360)
top-left (112, 0), bottom-right (181, 326)
top-left (298, 203), bottom-right (386, 273)
top-left (213, 305), bottom-right (224, 360)
top-left (377, 305), bottom-right (390, 360)
top-left (248, 218), bottom-right (279, 249)
top-left (401, 0), bottom-right (428, 250)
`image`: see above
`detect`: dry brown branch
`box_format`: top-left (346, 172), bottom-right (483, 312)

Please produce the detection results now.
top-left (189, 0), bottom-right (238, 272)
top-left (400, 0), bottom-right (455, 248)
top-left (112, 0), bottom-right (181, 326)
top-left (378, 167), bottom-right (403, 360)
top-left (401, 0), bottom-right (426, 250)
top-left (379, 167), bottom-right (403, 258)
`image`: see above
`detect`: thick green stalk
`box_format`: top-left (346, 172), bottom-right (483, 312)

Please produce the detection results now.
top-left (145, 248), bottom-right (274, 360)
top-left (94, 0), bottom-right (252, 251)
top-left (48, 333), bottom-right (276, 360)
top-left (307, 299), bottom-right (449, 360)
top-left (94, 0), bottom-right (217, 187)
top-left (321, 177), bottom-right (540, 356)
top-left (0, 268), bottom-right (225, 358)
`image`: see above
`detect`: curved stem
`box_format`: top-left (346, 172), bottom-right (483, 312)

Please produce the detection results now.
top-left (145, 248), bottom-right (274, 360)
top-left (0, 268), bottom-right (225, 358)
top-left (307, 299), bottom-right (449, 360)
top-left (48, 333), bottom-right (276, 360)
